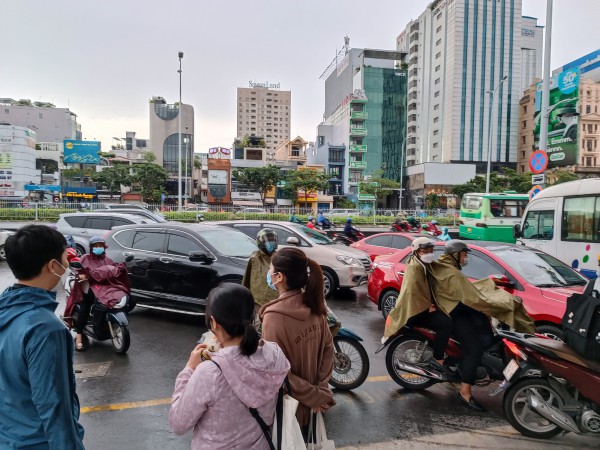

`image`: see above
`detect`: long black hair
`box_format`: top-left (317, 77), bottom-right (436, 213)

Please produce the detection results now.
top-left (205, 284), bottom-right (259, 356)
top-left (271, 247), bottom-right (326, 316)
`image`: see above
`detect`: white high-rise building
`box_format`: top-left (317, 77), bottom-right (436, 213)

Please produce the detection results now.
top-left (520, 16), bottom-right (544, 95)
top-left (397, 0), bottom-right (535, 170)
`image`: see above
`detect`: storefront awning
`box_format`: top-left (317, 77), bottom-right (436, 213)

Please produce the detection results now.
top-left (232, 200), bottom-right (264, 207)
top-left (276, 199), bottom-right (293, 206)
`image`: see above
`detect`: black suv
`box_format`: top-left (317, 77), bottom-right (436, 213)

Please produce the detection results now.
top-left (104, 223), bottom-right (258, 314)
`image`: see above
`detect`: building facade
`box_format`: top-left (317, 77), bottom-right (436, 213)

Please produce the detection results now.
top-left (0, 125), bottom-right (42, 200)
top-left (236, 85), bottom-right (291, 155)
top-left (396, 0), bottom-right (528, 171)
top-left (149, 96), bottom-right (194, 200)
top-left (520, 16), bottom-right (544, 96)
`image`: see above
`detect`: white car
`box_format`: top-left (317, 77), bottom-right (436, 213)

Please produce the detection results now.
top-left (0, 230), bottom-right (14, 260)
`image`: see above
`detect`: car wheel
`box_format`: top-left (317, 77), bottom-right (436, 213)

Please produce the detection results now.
top-left (536, 324), bottom-right (563, 341)
top-left (380, 290), bottom-right (399, 319)
top-left (0, 244), bottom-right (6, 261)
top-left (75, 244), bottom-right (85, 257)
top-left (322, 270), bottom-right (336, 299)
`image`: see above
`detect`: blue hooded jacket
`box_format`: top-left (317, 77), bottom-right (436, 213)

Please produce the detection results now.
top-left (0, 285), bottom-right (85, 449)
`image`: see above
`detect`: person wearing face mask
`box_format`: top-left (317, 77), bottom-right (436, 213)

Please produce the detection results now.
top-left (243, 229), bottom-right (280, 327)
top-left (259, 247), bottom-right (335, 442)
top-left (383, 237), bottom-right (453, 372)
top-left (0, 225), bottom-right (85, 449)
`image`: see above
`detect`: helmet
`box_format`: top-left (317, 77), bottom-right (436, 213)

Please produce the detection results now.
top-left (346, 217), bottom-right (352, 223)
top-left (89, 236), bottom-right (106, 246)
top-left (411, 237), bottom-right (435, 252)
top-left (307, 216), bottom-right (314, 221)
top-left (444, 240), bottom-right (471, 255)
top-left (66, 247), bottom-right (79, 262)
top-left (431, 220), bottom-right (438, 225)
top-left (421, 224), bottom-right (429, 229)
top-left (256, 228), bottom-right (278, 255)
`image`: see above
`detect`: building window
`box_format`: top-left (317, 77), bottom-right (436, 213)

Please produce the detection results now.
top-left (522, 136), bottom-right (526, 144)
top-left (523, 105), bottom-right (527, 113)
top-left (434, 91), bottom-right (440, 98)
top-left (434, 104), bottom-right (440, 110)
top-left (436, 52), bottom-right (441, 59)
top-left (586, 105), bottom-right (591, 114)
top-left (522, 120), bottom-right (527, 128)
top-left (4, 109), bottom-right (8, 114)
top-left (437, 12), bottom-right (442, 20)
top-left (433, 143), bottom-right (439, 148)
top-left (163, 133), bottom-right (193, 175)
top-left (433, 117), bottom-right (439, 123)
top-left (435, 65), bottom-right (441, 72)
top-left (433, 130), bottom-right (439, 136)
top-left (435, 78), bottom-right (440, 85)
top-left (436, 26), bottom-right (442, 33)
top-left (436, 38), bottom-right (442, 46)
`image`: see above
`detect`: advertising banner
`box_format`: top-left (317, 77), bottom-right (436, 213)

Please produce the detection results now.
top-left (63, 140), bottom-right (102, 164)
top-left (534, 68), bottom-right (580, 167)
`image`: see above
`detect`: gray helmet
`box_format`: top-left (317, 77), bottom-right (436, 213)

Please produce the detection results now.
top-left (89, 236), bottom-right (106, 246)
top-left (411, 237), bottom-right (435, 252)
top-left (444, 239), bottom-right (471, 255)
top-left (256, 228), bottom-right (278, 255)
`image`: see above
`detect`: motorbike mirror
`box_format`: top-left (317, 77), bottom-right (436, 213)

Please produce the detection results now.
top-left (125, 255), bottom-right (134, 263)
top-left (490, 274), bottom-right (515, 289)
top-left (286, 236), bottom-right (300, 246)
top-left (189, 251), bottom-right (214, 264)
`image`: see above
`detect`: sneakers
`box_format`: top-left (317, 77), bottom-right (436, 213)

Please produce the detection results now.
top-left (456, 393), bottom-right (486, 412)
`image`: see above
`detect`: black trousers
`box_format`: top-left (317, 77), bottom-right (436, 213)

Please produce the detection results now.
top-left (408, 309), bottom-right (453, 360)
top-left (75, 291), bottom-right (95, 333)
top-left (450, 303), bottom-right (489, 385)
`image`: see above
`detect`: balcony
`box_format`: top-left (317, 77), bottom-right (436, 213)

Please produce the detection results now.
top-left (349, 161), bottom-right (367, 169)
top-left (351, 111), bottom-right (368, 120)
top-left (350, 127), bottom-right (367, 137)
top-left (350, 144), bottom-right (367, 153)
top-left (350, 97), bottom-right (367, 104)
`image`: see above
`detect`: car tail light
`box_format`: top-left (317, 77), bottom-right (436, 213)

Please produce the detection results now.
top-left (475, 223), bottom-right (488, 228)
top-left (503, 338), bottom-right (528, 361)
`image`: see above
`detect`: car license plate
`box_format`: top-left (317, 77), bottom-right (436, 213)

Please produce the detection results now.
top-left (503, 359), bottom-right (519, 381)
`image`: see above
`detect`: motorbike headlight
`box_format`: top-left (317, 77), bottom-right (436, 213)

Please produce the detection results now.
top-left (336, 255), bottom-right (362, 267)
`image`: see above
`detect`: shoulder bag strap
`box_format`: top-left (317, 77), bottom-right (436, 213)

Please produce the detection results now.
top-left (210, 360), bottom-right (276, 450)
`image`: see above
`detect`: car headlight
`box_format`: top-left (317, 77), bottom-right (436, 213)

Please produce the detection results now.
top-left (336, 255), bottom-right (362, 267)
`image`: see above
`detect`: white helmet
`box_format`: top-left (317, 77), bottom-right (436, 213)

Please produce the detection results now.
top-left (411, 237), bottom-right (435, 252)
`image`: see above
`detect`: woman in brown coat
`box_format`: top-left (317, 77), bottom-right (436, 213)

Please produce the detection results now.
top-left (259, 247), bottom-right (335, 437)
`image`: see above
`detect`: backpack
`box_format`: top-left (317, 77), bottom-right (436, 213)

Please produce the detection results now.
top-left (561, 280), bottom-right (600, 361)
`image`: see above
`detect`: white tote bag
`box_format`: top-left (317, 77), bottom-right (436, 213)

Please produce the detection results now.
top-left (307, 412), bottom-right (336, 450)
top-left (271, 395), bottom-right (305, 449)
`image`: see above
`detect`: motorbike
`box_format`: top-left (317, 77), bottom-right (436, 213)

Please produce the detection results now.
top-left (64, 254), bottom-right (134, 354)
top-left (328, 309), bottom-right (370, 391)
top-left (390, 220), bottom-right (421, 233)
top-left (376, 324), bottom-right (508, 391)
top-left (425, 222), bottom-right (443, 237)
top-left (332, 229), bottom-right (365, 246)
top-left (316, 218), bottom-right (334, 230)
top-left (497, 330), bottom-right (600, 439)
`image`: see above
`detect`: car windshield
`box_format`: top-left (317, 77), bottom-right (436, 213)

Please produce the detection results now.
top-left (289, 223), bottom-right (334, 245)
top-left (200, 228), bottom-right (258, 257)
top-left (492, 247), bottom-right (587, 287)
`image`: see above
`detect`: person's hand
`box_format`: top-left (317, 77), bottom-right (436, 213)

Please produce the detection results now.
top-left (428, 304), bottom-right (436, 313)
top-left (186, 344), bottom-right (208, 371)
top-left (78, 274), bottom-right (87, 281)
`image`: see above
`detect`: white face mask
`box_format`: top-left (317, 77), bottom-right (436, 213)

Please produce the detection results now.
top-left (50, 259), bottom-right (70, 292)
top-left (420, 253), bottom-right (436, 264)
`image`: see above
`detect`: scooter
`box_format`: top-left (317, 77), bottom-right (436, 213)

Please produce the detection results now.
top-left (498, 330), bottom-right (600, 439)
top-left (64, 254), bottom-right (134, 354)
top-left (332, 229), bottom-right (365, 246)
top-left (376, 325), bottom-right (508, 391)
top-left (316, 218), bottom-right (334, 231)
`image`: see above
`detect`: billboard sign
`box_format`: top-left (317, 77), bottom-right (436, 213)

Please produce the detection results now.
top-left (534, 68), bottom-right (580, 167)
top-left (63, 140), bottom-right (102, 164)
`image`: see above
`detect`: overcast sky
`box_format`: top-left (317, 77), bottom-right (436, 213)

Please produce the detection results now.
top-left (2, 0), bottom-right (599, 153)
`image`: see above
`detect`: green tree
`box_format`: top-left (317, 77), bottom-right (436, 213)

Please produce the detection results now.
top-left (451, 168), bottom-right (533, 200)
top-left (194, 154), bottom-right (202, 169)
top-left (336, 196), bottom-right (356, 209)
top-left (143, 151), bottom-right (156, 163)
top-left (425, 192), bottom-right (441, 210)
top-left (283, 169), bottom-right (330, 205)
top-left (549, 170), bottom-right (579, 186)
top-left (61, 168), bottom-right (84, 181)
top-left (132, 163), bottom-right (169, 203)
top-left (232, 165), bottom-right (281, 205)
top-left (358, 170), bottom-right (401, 202)
top-left (91, 165), bottom-right (132, 202)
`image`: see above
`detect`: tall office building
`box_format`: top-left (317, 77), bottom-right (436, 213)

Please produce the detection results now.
top-left (520, 16), bottom-right (544, 95)
top-left (236, 85), bottom-right (291, 155)
top-left (396, 0), bottom-right (532, 171)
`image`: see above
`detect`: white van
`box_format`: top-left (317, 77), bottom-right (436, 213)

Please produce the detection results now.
top-left (513, 178), bottom-right (600, 278)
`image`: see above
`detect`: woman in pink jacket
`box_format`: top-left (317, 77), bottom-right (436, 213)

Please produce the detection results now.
top-left (169, 284), bottom-right (290, 449)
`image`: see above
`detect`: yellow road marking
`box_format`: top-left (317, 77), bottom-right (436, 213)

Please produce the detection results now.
top-left (81, 374), bottom-right (411, 414)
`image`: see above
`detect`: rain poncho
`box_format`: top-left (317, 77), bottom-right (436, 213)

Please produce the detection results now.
top-left (242, 251), bottom-right (279, 306)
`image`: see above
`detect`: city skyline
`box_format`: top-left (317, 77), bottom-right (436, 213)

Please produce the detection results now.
top-left (3, 0), bottom-right (599, 153)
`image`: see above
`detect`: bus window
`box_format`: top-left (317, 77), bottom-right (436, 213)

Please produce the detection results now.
top-left (523, 210), bottom-right (554, 240)
top-left (490, 199), bottom-right (527, 218)
top-left (562, 196), bottom-right (599, 242)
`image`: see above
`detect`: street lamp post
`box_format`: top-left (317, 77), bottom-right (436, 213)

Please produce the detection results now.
top-left (539, 0), bottom-right (554, 152)
top-left (184, 126), bottom-right (189, 202)
top-left (178, 51), bottom-right (183, 211)
top-left (485, 75), bottom-right (508, 194)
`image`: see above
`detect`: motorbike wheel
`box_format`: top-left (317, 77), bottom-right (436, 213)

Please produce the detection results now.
top-left (385, 335), bottom-right (435, 390)
top-left (380, 290), bottom-right (399, 319)
top-left (503, 377), bottom-right (564, 439)
top-left (111, 323), bottom-right (131, 354)
top-left (330, 336), bottom-right (370, 391)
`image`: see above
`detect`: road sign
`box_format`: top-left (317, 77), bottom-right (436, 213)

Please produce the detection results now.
top-left (529, 150), bottom-right (548, 174)
top-left (530, 184), bottom-right (543, 200)
top-left (531, 174), bottom-right (546, 185)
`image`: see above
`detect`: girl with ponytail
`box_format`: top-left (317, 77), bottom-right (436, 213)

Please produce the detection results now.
top-left (169, 284), bottom-right (290, 449)
top-left (259, 247), bottom-right (335, 441)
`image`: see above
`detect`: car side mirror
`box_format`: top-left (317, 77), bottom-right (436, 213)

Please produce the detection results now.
top-left (513, 223), bottom-right (522, 239)
top-left (490, 274), bottom-right (515, 289)
top-left (125, 255), bottom-right (134, 263)
top-left (189, 251), bottom-right (214, 264)
top-left (286, 236), bottom-right (300, 246)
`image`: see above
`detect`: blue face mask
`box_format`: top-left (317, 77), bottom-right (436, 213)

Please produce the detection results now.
top-left (92, 247), bottom-right (105, 256)
top-left (266, 272), bottom-right (278, 291)
top-left (264, 242), bottom-right (277, 254)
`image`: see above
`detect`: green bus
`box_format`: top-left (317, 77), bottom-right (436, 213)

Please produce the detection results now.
top-left (459, 192), bottom-right (529, 243)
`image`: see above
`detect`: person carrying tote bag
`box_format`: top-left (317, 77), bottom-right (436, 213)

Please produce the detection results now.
top-left (169, 284), bottom-right (290, 450)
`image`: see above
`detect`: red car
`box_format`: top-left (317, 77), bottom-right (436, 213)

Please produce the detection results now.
top-left (367, 241), bottom-right (588, 340)
top-left (350, 232), bottom-right (437, 262)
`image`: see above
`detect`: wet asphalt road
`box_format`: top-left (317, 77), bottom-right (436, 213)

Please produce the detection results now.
top-left (0, 262), bottom-right (598, 449)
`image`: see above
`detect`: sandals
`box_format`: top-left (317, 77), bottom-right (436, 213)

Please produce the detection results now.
top-left (75, 336), bottom-right (85, 352)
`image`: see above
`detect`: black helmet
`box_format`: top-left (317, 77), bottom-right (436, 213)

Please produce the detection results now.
top-left (256, 228), bottom-right (278, 255)
top-left (444, 240), bottom-right (471, 255)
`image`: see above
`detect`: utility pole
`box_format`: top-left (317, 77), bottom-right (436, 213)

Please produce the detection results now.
top-left (178, 51), bottom-right (184, 211)
top-left (485, 76), bottom-right (508, 194)
top-left (539, 0), bottom-right (553, 153)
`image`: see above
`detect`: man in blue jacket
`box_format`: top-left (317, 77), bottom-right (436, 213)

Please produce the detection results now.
top-left (0, 225), bottom-right (85, 449)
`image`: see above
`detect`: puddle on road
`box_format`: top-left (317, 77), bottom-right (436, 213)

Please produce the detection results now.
top-left (74, 361), bottom-right (112, 379)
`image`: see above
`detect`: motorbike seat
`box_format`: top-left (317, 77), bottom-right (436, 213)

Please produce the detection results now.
top-left (527, 337), bottom-right (600, 373)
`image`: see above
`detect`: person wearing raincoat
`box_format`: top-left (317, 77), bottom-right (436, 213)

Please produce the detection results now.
top-left (439, 227), bottom-right (451, 241)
